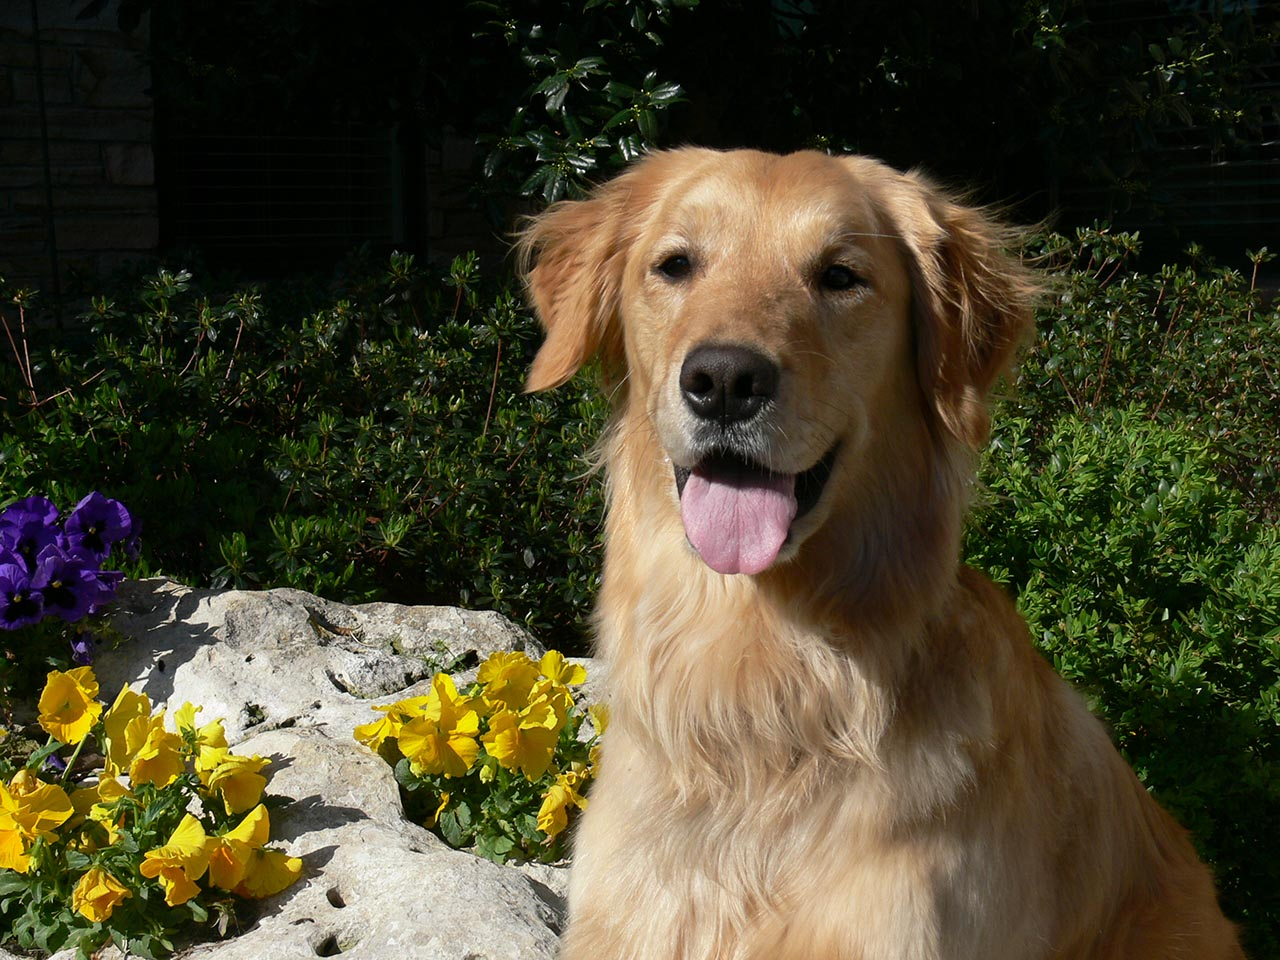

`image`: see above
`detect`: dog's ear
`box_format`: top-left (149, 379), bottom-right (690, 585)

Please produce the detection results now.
top-left (516, 182), bottom-right (631, 393)
top-left (893, 172), bottom-right (1039, 448)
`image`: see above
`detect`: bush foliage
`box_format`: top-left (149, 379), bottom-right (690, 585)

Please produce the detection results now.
top-left (0, 254), bottom-right (607, 648)
top-left (2, 224), bottom-right (1277, 950)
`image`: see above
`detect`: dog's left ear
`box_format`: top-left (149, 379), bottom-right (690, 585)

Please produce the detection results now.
top-left (893, 172), bottom-right (1039, 448)
top-left (516, 181), bottom-right (632, 393)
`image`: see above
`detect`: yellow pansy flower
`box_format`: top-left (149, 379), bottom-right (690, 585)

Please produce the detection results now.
top-left (539, 650), bottom-right (587, 687)
top-left (140, 813), bottom-right (211, 906)
top-left (204, 803), bottom-right (302, 898)
top-left (353, 695), bottom-right (431, 751)
top-left (85, 776), bottom-right (131, 847)
top-left (477, 652), bottom-right (540, 714)
top-left (199, 752), bottom-right (269, 815)
top-left (482, 698), bottom-right (560, 781)
top-left (73, 866), bottom-right (131, 922)
top-left (102, 685), bottom-right (153, 777)
top-left (536, 770), bottom-right (589, 838)
top-left (207, 803), bottom-right (271, 891)
top-left (398, 674), bottom-right (481, 778)
top-left (128, 717), bottom-right (185, 788)
top-left (37, 667), bottom-right (102, 746)
top-left (0, 772), bottom-right (74, 873)
top-left (173, 702), bottom-right (228, 761)
top-left (587, 702), bottom-right (610, 737)
top-left (528, 679), bottom-right (573, 734)
top-left (233, 847), bottom-right (303, 899)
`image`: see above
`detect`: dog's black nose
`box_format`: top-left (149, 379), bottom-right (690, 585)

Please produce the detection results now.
top-left (679, 344), bottom-right (779, 423)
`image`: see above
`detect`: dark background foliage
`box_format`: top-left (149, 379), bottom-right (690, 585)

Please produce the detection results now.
top-left (129, 0), bottom-right (1279, 259)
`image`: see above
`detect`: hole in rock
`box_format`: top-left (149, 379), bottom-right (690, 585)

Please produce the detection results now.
top-left (326, 887), bottom-right (346, 909)
top-left (315, 934), bottom-right (342, 956)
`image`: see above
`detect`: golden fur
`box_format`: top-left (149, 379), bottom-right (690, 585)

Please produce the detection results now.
top-left (518, 148), bottom-right (1243, 960)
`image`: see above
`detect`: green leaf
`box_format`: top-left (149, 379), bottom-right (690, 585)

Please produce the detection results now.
top-left (0, 871), bottom-right (30, 896)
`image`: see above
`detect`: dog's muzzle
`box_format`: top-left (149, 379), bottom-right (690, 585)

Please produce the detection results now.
top-left (672, 343), bottom-right (838, 575)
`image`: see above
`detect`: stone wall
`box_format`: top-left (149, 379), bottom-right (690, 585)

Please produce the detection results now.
top-left (0, 1), bottom-right (157, 292)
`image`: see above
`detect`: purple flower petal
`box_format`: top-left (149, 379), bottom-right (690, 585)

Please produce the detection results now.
top-left (0, 509), bottom-right (59, 572)
top-left (0, 496), bottom-right (59, 527)
top-left (70, 632), bottom-right (96, 665)
top-left (65, 492), bottom-right (133, 561)
top-left (32, 545), bottom-right (113, 623)
top-left (0, 561), bottom-right (44, 629)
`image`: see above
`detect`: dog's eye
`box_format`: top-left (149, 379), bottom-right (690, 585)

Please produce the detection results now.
top-left (819, 264), bottom-right (864, 292)
top-left (656, 255), bottom-right (693, 281)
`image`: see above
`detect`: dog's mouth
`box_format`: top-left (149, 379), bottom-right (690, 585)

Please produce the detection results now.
top-left (673, 445), bottom-right (839, 575)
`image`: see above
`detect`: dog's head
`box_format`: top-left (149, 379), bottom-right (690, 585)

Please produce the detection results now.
top-left (519, 148), bottom-right (1036, 578)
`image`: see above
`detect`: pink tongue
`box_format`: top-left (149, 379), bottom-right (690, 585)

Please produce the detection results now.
top-left (680, 465), bottom-right (797, 575)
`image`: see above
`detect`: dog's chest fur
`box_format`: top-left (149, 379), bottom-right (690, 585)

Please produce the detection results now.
top-left (568, 539), bottom-right (1055, 959)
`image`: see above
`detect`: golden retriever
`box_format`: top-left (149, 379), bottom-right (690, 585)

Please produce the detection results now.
top-left (518, 148), bottom-right (1243, 959)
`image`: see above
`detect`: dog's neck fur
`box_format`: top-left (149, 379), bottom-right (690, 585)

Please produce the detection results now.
top-left (594, 402), bottom-right (976, 807)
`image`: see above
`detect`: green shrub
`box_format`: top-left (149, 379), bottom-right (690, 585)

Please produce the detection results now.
top-left (0, 255), bottom-right (608, 649)
top-left (1017, 227), bottom-right (1279, 517)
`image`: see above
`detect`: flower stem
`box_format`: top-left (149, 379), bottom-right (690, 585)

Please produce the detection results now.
top-left (60, 734), bottom-right (88, 784)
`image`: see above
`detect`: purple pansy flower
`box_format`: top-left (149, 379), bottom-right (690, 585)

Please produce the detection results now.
top-left (0, 496), bottom-right (59, 526)
top-left (0, 559), bottom-right (44, 629)
top-left (31, 544), bottom-right (114, 623)
top-left (0, 499), bottom-right (60, 572)
top-left (70, 631), bottom-right (96, 665)
top-left (64, 493), bottom-right (134, 561)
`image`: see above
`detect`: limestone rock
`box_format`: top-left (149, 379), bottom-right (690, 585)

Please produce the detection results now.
top-left (2, 579), bottom-right (578, 960)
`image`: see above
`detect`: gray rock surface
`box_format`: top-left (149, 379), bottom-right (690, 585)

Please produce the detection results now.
top-left (3, 579), bottom-right (581, 960)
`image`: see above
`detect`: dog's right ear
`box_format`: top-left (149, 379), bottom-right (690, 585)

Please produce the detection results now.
top-left (517, 184), bottom-right (630, 393)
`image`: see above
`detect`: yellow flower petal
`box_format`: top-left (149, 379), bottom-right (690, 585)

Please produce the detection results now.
top-left (226, 804), bottom-right (271, 847)
top-left (147, 862), bottom-right (204, 906)
top-left (201, 753), bottom-right (269, 815)
top-left (103, 686), bottom-right (155, 777)
top-left (0, 828), bottom-right (29, 873)
top-left (233, 848), bottom-right (302, 898)
top-left (141, 813), bottom-right (211, 881)
top-left (37, 667), bottom-right (102, 746)
top-left (481, 704), bottom-right (559, 781)
top-left (73, 866), bottom-right (132, 922)
top-left (587, 703), bottom-right (610, 737)
top-left (128, 718), bottom-right (185, 787)
top-left (477, 652), bottom-right (540, 713)
top-left (207, 838), bottom-right (251, 891)
top-left (539, 650), bottom-right (587, 686)
top-left (424, 792), bottom-right (451, 829)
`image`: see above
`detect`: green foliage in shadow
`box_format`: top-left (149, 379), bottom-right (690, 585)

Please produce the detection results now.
top-left (0, 253), bottom-right (608, 649)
